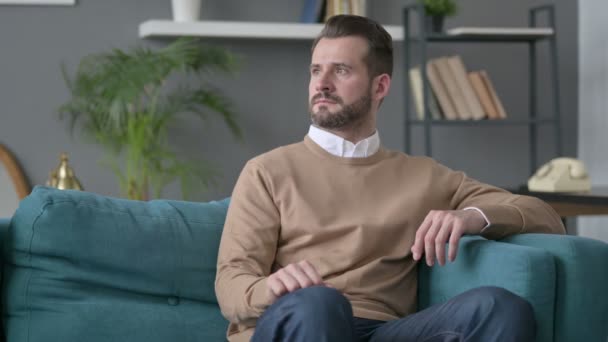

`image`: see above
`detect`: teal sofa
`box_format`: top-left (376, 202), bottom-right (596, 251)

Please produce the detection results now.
top-left (1, 186), bottom-right (607, 342)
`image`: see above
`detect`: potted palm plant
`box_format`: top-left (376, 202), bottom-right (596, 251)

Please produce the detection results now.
top-left (59, 38), bottom-right (242, 200)
top-left (420, 0), bottom-right (457, 33)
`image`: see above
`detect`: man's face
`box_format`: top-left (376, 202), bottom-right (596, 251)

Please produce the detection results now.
top-left (308, 36), bottom-right (373, 130)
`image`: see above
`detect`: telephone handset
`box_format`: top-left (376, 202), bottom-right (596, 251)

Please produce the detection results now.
top-left (528, 157), bottom-right (591, 192)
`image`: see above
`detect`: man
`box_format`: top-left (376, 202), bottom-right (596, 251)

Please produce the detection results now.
top-left (215, 15), bottom-right (565, 342)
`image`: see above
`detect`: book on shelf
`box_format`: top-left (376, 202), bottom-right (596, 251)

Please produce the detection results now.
top-left (415, 56), bottom-right (508, 121)
top-left (340, 0), bottom-right (351, 16)
top-left (325, 0), bottom-right (344, 21)
top-left (446, 55), bottom-right (486, 120)
top-left (324, 0), bottom-right (365, 21)
top-left (446, 27), bottom-right (554, 36)
top-left (409, 66), bottom-right (442, 120)
top-left (432, 57), bottom-right (471, 120)
top-left (300, 0), bottom-right (327, 23)
top-left (479, 70), bottom-right (508, 119)
top-left (324, 0), bottom-right (334, 21)
top-left (349, 0), bottom-right (367, 16)
top-left (426, 61), bottom-right (458, 120)
top-left (468, 71), bottom-right (500, 119)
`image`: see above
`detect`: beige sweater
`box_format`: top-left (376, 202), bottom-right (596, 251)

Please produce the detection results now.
top-left (215, 136), bottom-right (565, 342)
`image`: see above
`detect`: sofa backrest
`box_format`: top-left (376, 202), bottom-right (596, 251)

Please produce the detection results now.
top-left (2, 186), bottom-right (231, 342)
top-left (0, 218), bottom-right (9, 341)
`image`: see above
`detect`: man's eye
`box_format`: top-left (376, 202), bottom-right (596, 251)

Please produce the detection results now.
top-left (311, 69), bottom-right (320, 76)
top-left (336, 68), bottom-right (347, 74)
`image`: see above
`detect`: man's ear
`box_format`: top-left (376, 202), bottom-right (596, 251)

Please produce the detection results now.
top-left (372, 74), bottom-right (391, 101)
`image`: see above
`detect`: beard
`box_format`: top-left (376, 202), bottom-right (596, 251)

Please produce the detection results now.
top-left (309, 89), bottom-right (372, 130)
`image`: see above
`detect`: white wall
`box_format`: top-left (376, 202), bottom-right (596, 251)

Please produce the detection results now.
top-left (0, 0), bottom-right (582, 202)
top-left (578, 0), bottom-right (608, 242)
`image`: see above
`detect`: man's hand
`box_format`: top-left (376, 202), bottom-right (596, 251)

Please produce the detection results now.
top-left (266, 260), bottom-right (327, 303)
top-left (411, 209), bottom-right (486, 266)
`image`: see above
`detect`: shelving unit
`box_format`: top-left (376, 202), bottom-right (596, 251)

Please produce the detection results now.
top-left (139, 20), bottom-right (404, 40)
top-left (403, 4), bottom-right (563, 176)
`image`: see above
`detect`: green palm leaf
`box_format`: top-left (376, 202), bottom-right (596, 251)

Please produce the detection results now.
top-left (58, 38), bottom-right (242, 200)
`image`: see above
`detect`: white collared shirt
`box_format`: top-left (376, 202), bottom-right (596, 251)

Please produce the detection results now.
top-left (307, 125), bottom-right (380, 158)
top-left (307, 124), bottom-right (490, 229)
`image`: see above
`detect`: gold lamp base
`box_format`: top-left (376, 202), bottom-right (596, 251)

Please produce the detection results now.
top-left (46, 153), bottom-right (83, 191)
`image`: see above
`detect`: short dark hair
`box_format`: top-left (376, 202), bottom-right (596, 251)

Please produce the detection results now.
top-left (312, 15), bottom-right (393, 78)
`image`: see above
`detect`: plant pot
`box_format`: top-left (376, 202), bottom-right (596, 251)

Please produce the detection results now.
top-left (172, 0), bottom-right (202, 22)
top-left (425, 15), bottom-right (445, 34)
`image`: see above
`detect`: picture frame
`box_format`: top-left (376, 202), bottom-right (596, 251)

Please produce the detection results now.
top-left (0, 144), bottom-right (30, 200)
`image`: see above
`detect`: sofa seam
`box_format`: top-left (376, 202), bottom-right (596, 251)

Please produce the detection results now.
top-left (165, 201), bottom-right (186, 301)
top-left (42, 200), bottom-right (227, 225)
top-left (24, 201), bottom-right (52, 342)
top-left (554, 238), bottom-right (575, 340)
top-left (525, 244), bottom-right (556, 342)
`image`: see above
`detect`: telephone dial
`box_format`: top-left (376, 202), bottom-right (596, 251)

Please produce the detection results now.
top-left (527, 157), bottom-right (591, 192)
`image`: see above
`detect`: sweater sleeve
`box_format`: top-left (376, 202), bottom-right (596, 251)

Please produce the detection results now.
top-left (446, 168), bottom-right (565, 240)
top-left (215, 160), bottom-right (280, 325)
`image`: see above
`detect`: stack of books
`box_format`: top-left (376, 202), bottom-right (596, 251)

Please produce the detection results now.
top-left (409, 55), bottom-right (508, 121)
top-left (300, 0), bottom-right (367, 23)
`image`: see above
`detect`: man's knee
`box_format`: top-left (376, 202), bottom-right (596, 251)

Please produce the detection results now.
top-left (253, 286), bottom-right (355, 341)
top-left (469, 286), bottom-right (534, 318)
top-left (466, 286), bottom-right (535, 337)
top-left (279, 286), bottom-right (352, 319)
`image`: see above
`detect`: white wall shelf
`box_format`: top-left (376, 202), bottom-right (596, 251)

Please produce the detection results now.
top-left (0, 0), bottom-right (74, 4)
top-left (139, 20), bottom-right (403, 41)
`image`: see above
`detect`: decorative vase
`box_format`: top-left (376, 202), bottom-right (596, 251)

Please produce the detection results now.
top-left (46, 153), bottom-right (83, 191)
top-left (425, 15), bottom-right (445, 34)
top-left (171, 0), bottom-right (202, 22)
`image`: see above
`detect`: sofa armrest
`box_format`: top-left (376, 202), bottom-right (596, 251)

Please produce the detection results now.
top-left (502, 234), bottom-right (608, 342)
top-left (418, 236), bottom-right (557, 342)
top-left (0, 218), bottom-right (8, 341)
top-left (0, 218), bottom-right (9, 237)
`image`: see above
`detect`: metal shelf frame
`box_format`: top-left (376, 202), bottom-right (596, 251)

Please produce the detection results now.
top-left (402, 3), bottom-right (563, 176)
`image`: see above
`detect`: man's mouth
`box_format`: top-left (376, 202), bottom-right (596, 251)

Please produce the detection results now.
top-left (312, 94), bottom-right (340, 105)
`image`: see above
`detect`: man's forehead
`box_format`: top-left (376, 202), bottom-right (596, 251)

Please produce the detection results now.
top-left (314, 36), bottom-right (368, 51)
top-left (311, 37), bottom-right (368, 64)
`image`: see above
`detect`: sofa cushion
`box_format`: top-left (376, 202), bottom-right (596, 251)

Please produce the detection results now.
top-left (2, 186), bottom-right (230, 342)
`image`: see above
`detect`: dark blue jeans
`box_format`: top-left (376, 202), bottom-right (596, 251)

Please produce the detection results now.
top-left (251, 286), bottom-right (535, 342)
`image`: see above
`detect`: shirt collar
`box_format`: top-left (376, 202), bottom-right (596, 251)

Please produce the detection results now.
top-left (307, 125), bottom-right (380, 158)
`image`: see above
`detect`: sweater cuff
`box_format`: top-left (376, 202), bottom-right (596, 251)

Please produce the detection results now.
top-left (463, 207), bottom-right (490, 230)
top-left (474, 204), bottom-right (524, 240)
top-left (249, 278), bottom-right (273, 313)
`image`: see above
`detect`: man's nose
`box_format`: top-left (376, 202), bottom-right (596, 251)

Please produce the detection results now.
top-left (315, 72), bottom-right (334, 93)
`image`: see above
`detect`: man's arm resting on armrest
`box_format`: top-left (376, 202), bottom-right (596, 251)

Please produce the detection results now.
top-left (450, 172), bottom-right (565, 239)
top-left (411, 169), bottom-right (565, 266)
top-left (474, 195), bottom-right (565, 240)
